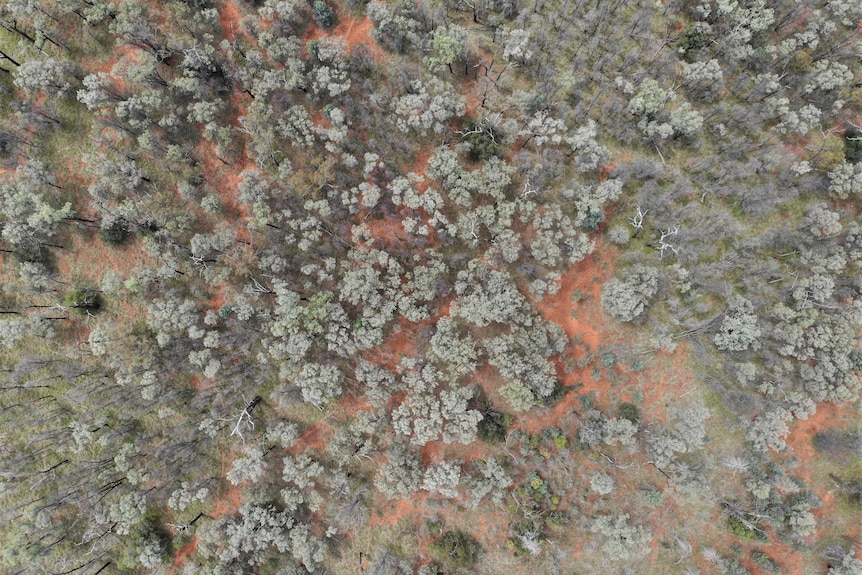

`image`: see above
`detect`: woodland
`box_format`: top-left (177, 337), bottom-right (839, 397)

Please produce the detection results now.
top-left (0, 0), bottom-right (861, 574)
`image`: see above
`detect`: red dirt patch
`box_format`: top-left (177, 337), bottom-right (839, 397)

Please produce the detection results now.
top-left (85, 43), bottom-right (140, 95)
top-left (291, 420), bottom-right (335, 454)
top-left (511, 242), bottom-right (615, 435)
top-left (782, 402), bottom-right (856, 486)
top-left (55, 232), bottom-right (154, 286)
top-left (167, 536), bottom-right (198, 575)
top-left (213, 447), bottom-right (243, 518)
top-left (306, 14), bottom-right (383, 60)
top-left (536, 244), bottom-right (611, 355)
top-left (460, 79), bottom-right (484, 119)
top-left (219, 0), bottom-right (245, 42)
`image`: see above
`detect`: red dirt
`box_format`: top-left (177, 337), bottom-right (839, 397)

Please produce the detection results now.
top-left (368, 485), bottom-right (509, 552)
top-left (291, 420), bottom-right (335, 454)
top-left (411, 148), bottom-right (434, 190)
top-left (512, 242), bottom-right (613, 435)
top-left (782, 401), bottom-right (855, 486)
top-left (213, 447), bottom-right (243, 518)
top-left (219, 0), bottom-right (245, 42)
top-left (368, 493), bottom-right (426, 528)
top-left (306, 14), bottom-right (383, 60)
top-left (199, 142), bottom-right (247, 211)
top-left (537, 245), bottom-right (609, 354)
top-left (85, 43), bottom-right (140, 95)
top-left (460, 79), bottom-right (483, 119)
top-left (780, 401), bottom-right (862, 557)
top-left (363, 213), bottom-right (414, 247)
top-left (167, 537), bottom-right (198, 575)
top-left (418, 436), bottom-right (492, 468)
top-left (55, 232), bottom-right (155, 286)
top-left (208, 285), bottom-right (226, 313)
top-left (365, 315), bottom-right (425, 372)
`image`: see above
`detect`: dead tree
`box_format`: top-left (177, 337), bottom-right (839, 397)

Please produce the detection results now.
top-left (229, 395), bottom-right (261, 443)
top-left (629, 206), bottom-right (647, 238)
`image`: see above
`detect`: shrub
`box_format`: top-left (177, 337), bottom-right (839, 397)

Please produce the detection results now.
top-left (601, 264), bottom-right (660, 322)
top-left (641, 486), bottom-right (663, 506)
top-left (846, 127), bottom-right (862, 164)
top-left (751, 549), bottom-right (780, 573)
top-left (812, 430), bottom-right (862, 456)
top-left (313, 0), bottom-right (335, 27)
top-left (727, 516), bottom-right (766, 542)
top-left (579, 207), bottom-right (604, 230)
top-left (617, 402), bottom-right (640, 423)
top-left (99, 219), bottom-right (130, 245)
top-left (428, 530), bottom-right (479, 570)
top-left (721, 557), bottom-right (754, 575)
top-left (600, 352), bottom-right (617, 367)
top-left (590, 472), bottom-right (615, 495)
top-left (462, 121), bottom-right (503, 161)
top-left (477, 410), bottom-right (507, 443)
top-left (677, 23), bottom-right (711, 60)
top-left (63, 288), bottom-right (102, 315)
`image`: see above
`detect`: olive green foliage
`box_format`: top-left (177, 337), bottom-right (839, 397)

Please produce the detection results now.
top-left (462, 120), bottom-right (503, 161)
top-left (641, 486), bottom-right (664, 507)
top-left (428, 530), bottom-right (479, 570)
top-left (477, 407), bottom-right (508, 443)
top-left (62, 287), bottom-right (102, 314)
top-left (677, 23), bottom-right (711, 60)
top-left (617, 402), bottom-right (640, 423)
top-left (727, 516), bottom-right (767, 542)
top-left (751, 549), bottom-right (780, 573)
top-left (99, 218), bottom-right (130, 245)
top-left (845, 128), bottom-right (862, 164)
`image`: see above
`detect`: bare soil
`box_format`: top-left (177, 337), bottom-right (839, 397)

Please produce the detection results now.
top-left (306, 13), bottom-right (384, 61)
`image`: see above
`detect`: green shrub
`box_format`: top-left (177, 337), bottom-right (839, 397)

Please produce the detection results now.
top-left (617, 402), bottom-right (640, 423)
top-left (428, 530), bottom-right (479, 570)
top-left (845, 127), bottom-right (862, 164)
top-left (727, 516), bottom-right (767, 542)
top-left (812, 430), bottom-right (862, 457)
top-left (600, 352), bottom-right (617, 367)
top-left (99, 219), bottom-right (130, 245)
top-left (312, 0), bottom-right (334, 27)
top-left (13, 244), bottom-right (51, 265)
top-left (63, 287), bottom-right (102, 315)
top-left (477, 410), bottom-right (507, 443)
top-left (641, 486), bottom-right (663, 506)
top-left (579, 207), bottom-right (604, 231)
top-left (461, 121), bottom-right (503, 161)
top-left (751, 549), bottom-right (780, 573)
top-left (722, 557), bottom-right (753, 575)
top-left (678, 24), bottom-right (710, 60)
